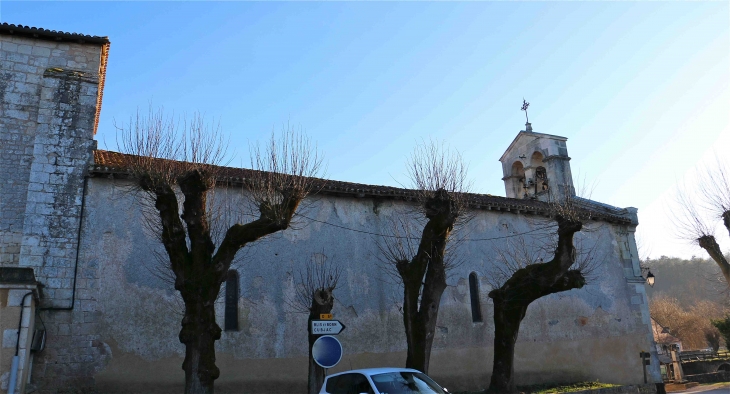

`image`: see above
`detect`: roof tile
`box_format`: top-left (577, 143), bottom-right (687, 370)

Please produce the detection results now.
top-left (91, 150), bottom-right (631, 224)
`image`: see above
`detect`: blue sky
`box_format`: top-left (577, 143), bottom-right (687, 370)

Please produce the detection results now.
top-left (2, 1), bottom-right (729, 259)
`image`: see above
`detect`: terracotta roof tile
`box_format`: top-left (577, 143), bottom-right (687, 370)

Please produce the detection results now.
top-left (91, 150), bottom-right (632, 224)
top-left (0, 23), bottom-right (109, 44)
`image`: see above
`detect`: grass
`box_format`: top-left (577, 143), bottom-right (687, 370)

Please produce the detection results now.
top-left (454, 380), bottom-right (620, 394)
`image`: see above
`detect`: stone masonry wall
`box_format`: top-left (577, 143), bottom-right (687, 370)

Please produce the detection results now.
top-left (0, 34), bottom-right (101, 304)
top-left (59, 178), bottom-right (660, 393)
top-left (0, 34), bottom-right (104, 393)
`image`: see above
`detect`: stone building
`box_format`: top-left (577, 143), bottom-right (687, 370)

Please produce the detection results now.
top-left (0, 24), bottom-right (661, 394)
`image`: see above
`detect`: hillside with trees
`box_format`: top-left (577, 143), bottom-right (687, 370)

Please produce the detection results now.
top-left (644, 255), bottom-right (729, 351)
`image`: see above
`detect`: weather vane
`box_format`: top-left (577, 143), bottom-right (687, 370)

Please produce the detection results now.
top-left (521, 98), bottom-right (530, 123)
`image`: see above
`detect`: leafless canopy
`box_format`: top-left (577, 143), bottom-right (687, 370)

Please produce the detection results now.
top-left (486, 226), bottom-right (599, 293)
top-left (406, 139), bottom-right (472, 220)
top-left (674, 182), bottom-right (716, 242)
top-left (117, 107), bottom-right (228, 194)
top-left (698, 157), bottom-right (730, 221)
top-left (289, 252), bottom-right (341, 314)
top-left (245, 124), bottom-right (325, 225)
top-left (650, 294), bottom-right (728, 350)
top-left (376, 215), bottom-right (466, 288)
top-left (672, 158), bottom-right (730, 287)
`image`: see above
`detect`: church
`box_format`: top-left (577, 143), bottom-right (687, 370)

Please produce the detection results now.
top-left (0, 24), bottom-right (660, 393)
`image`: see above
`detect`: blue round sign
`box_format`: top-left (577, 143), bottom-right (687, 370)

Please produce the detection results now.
top-left (312, 335), bottom-right (343, 369)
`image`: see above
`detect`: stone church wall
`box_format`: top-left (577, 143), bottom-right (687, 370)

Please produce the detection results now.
top-left (0, 34), bottom-right (101, 280)
top-left (0, 31), bottom-right (105, 393)
top-left (38, 177), bottom-right (659, 393)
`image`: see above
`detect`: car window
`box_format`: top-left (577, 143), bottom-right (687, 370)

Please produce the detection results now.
top-left (325, 373), bottom-right (375, 394)
top-left (370, 372), bottom-right (445, 394)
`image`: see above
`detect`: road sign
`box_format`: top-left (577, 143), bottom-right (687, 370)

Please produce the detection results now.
top-left (311, 320), bottom-right (346, 335)
top-left (312, 335), bottom-right (342, 369)
top-left (320, 313), bottom-right (333, 320)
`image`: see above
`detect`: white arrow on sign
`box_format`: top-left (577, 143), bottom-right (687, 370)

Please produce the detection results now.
top-left (311, 320), bottom-right (346, 335)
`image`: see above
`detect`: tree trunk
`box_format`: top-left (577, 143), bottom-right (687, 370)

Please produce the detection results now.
top-left (398, 189), bottom-right (456, 374)
top-left (403, 303), bottom-right (428, 372)
top-left (488, 301), bottom-right (527, 394)
top-left (404, 258), bottom-right (448, 373)
top-left (180, 298), bottom-right (222, 394)
top-left (698, 235), bottom-right (730, 287)
top-left (307, 288), bottom-right (335, 394)
top-left (486, 216), bottom-right (586, 394)
top-left (139, 163), bottom-right (308, 393)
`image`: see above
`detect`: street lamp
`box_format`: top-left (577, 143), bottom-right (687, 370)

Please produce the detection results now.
top-left (640, 266), bottom-right (655, 287)
top-left (646, 270), bottom-right (655, 287)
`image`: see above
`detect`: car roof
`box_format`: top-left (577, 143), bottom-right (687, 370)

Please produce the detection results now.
top-left (326, 368), bottom-right (423, 378)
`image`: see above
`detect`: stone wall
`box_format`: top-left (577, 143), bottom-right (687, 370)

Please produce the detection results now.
top-left (0, 34), bottom-right (102, 307)
top-left (682, 359), bottom-right (730, 375)
top-left (34, 177), bottom-right (661, 393)
top-left (0, 33), bottom-right (105, 393)
top-left (684, 371), bottom-right (730, 383)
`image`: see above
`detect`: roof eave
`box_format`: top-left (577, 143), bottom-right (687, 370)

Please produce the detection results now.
top-left (499, 131), bottom-right (569, 162)
top-left (0, 23), bottom-right (109, 44)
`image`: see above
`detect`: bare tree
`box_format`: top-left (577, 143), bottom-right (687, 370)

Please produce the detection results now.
top-left (377, 140), bottom-right (471, 374)
top-left (117, 108), bottom-right (323, 394)
top-left (650, 294), bottom-right (727, 350)
top-left (485, 192), bottom-right (598, 394)
top-left (674, 159), bottom-right (730, 287)
top-left (287, 252), bottom-right (341, 394)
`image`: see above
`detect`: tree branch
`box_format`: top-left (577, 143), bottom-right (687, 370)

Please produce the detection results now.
top-left (141, 176), bottom-right (190, 290)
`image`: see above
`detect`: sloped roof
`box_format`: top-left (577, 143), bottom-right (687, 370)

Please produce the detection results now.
top-left (499, 130), bottom-right (568, 163)
top-left (0, 23), bottom-right (109, 44)
top-left (91, 150), bottom-right (632, 224)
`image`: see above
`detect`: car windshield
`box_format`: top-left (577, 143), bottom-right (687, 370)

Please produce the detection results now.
top-left (370, 372), bottom-right (445, 394)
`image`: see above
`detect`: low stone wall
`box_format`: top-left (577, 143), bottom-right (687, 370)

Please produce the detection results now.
top-left (685, 371), bottom-right (730, 384)
top-left (681, 359), bottom-right (730, 375)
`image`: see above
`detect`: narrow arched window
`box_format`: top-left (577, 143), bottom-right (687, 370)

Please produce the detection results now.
top-left (469, 272), bottom-right (483, 323)
top-left (224, 270), bottom-right (239, 331)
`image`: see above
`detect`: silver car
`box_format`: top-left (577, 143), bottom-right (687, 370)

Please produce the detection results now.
top-left (319, 368), bottom-right (449, 394)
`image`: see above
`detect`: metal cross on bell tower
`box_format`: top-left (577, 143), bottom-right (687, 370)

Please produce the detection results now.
top-left (521, 98), bottom-right (533, 132)
top-left (521, 98), bottom-right (530, 123)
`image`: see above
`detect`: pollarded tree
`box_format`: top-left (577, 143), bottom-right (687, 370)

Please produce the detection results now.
top-left (674, 159), bottom-right (730, 287)
top-left (485, 193), bottom-right (597, 394)
top-left (117, 108), bottom-right (323, 394)
top-left (377, 141), bottom-right (471, 374)
top-left (287, 252), bottom-right (341, 394)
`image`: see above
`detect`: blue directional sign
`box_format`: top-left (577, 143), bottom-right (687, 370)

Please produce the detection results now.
top-left (312, 335), bottom-right (343, 369)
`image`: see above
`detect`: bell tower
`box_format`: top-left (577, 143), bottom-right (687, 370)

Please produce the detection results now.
top-left (499, 120), bottom-right (575, 201)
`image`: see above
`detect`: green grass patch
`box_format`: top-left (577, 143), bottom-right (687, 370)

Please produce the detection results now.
top-left (525, 381), bottom-right (620, 394)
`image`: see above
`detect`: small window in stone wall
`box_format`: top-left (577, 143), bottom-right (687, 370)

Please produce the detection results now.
top-left (469, 272), bottom-right (483, 323)
top-left (224, 270), bottom-right (239, 331)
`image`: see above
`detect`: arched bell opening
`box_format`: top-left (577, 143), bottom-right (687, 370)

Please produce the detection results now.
top-left (531, 151), bottom-right (549, 193)
top-left (511, 161), bottom-right (526, 198)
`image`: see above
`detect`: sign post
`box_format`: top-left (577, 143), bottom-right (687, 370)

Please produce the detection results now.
top-left (639, 351), bottom-right (651, 383)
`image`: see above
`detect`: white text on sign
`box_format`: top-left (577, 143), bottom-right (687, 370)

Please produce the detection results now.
top-left (311, 320), bottom-right (345, 335)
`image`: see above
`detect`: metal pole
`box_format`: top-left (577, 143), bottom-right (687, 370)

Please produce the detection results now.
top-left (8, 356), bottom-right (19, 394)
top-left (10, 292), bottom-right (33, 394)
